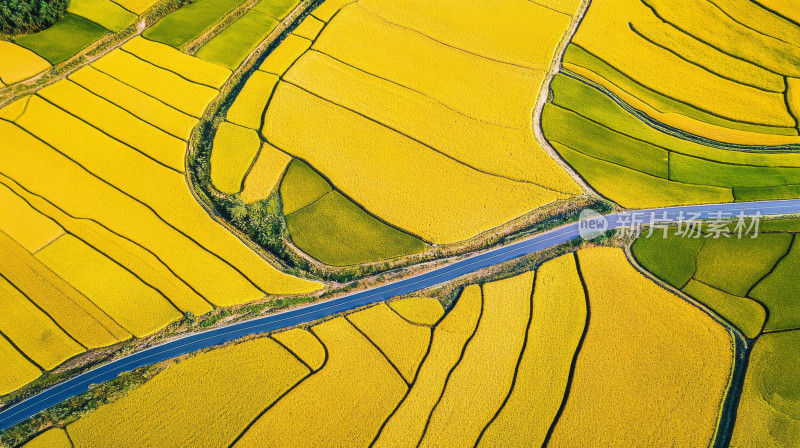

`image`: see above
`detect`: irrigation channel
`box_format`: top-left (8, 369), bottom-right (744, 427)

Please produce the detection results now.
top-left (2, 198), bottom-right (800, 443)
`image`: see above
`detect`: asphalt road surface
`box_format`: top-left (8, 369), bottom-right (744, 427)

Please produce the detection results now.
top-left (2, 198), bottom-right (799, 431)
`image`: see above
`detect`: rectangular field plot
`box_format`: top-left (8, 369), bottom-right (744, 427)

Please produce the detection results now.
top-left (143, 0), bottom-right (246, 49)
top-left (122, 37), bottom-right (232, 88)
top-left (14, 14), bottom-right (107, 65)
top-left (0, 272), bottom-right (84, 371)
top-left (196, 9), bottom-right (278, 70)
top-left (67, 0), bottom-right (137, 32)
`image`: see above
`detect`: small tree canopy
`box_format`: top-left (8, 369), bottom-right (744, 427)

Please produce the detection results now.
top-left (0, 0), bottom-right (69, 34)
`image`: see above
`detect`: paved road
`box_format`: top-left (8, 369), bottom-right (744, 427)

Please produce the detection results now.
top-left (2, 199), bottom-right (800, 431)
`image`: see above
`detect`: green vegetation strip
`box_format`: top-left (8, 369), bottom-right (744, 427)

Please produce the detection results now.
top-left (14, 14), bottom-right (108, 65)
top-left (632, 219), bottom-right (800, 338)
top-left (143, 0), bottom-right (246, 49)
top-left (196, 9), bottom-right (279, 69)
top-left (543, 73), bottom-right (800, 205)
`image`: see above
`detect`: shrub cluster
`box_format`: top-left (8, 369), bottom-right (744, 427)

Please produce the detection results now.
top-left (0, 0), bottom-right (69, 34)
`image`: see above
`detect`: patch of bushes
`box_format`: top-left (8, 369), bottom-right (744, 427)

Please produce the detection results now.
top-left (0, 0), bottom-right (69, 35)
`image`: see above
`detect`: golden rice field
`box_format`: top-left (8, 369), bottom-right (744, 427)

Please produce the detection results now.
top-left (567, 0), bottom-right (800, 146)
top-left (419, 272), bottom-right (533, 448)
top-left (348, 303), bottom-right (431, 382)
top-left (0, 34), bottom-right (320, 396)
top-left (218, 0), bottom-right (584, 262)
top-left (65, 337), bottom-right (309, 448)
top-left (388, 296), bottom-right (444, 326)
top-left (0, 42), bottom-right (50, 86)
top-left (547, 247), bottom-right (734, 447)
top-left (34, 247), bottom-right (739, 446)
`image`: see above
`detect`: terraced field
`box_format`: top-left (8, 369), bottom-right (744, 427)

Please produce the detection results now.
top-left (20, 247), bottom-right (736, 447)
top-left (633, 218), bottom-right (800, 338)
top-left (542, 0), bottom-right (800, 208)
top-left (210, 0), bottom-right (588, 266)
top-left (0, 29), bottom-right (320, 395)
top-left (633, 219), bottom-right (800, 447)
top-left (0, 0), bottom-right (146, 86)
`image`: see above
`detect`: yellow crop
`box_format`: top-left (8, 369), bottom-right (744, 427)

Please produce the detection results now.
top-left (38, 80), bottom-right (187, 172)
top-left (239, 142), bottom-right (291, 203)
top-left (0, 95), bottom-right (28, 122)
top-left (755, 0), bottom-right (800, 24)
top-left (0, 334), bottom-right (40, 395)
top-left (122, 37), bottom-right (232, 88)
top-left (313, 5), bottom-right (550, 129)
top-left (565, 63), bottom-right (800, 147)
top-left (311, 0), bottom-right (356, 21)
top-left (630, 18), bottom-right (784, 93)
top-left (729, 330), bottom-right (800, 448)
top-left (420, 272), bottom-right (533, 447)
top-left (36, 235), bottom-right (182, 338)
top-left (546, 0), bottom-right (584, 15)
top-left (358, 0), bottom-right (572, 69)
top-left (21, 428), bottom-right (71, 448)
top-left (272, 327), bottom-right (326, 370)
top-left (348, 303), bottom-right (431, 382)
top-left (478, 254), bottom-right (587, 447)
top-left (0, 175), bottom-right (211, 318)
top-left (67, 337), bottom-right (309, 448)
top-left (0, 272), bottom-right (84, 370)
top-left (210, 122), bottom-right (262, 195)
top-left (0, 231), bottom-right (128, 349)
top-left (264, 83), bottom-right (566, 244)
top-left (573, 0), bottom-right (796, 129)
top-left (644, 0), bottom-right (800, 78)
top-left (548, 247), bottom-right (733, 447)
top-left (91, 49), bottom-right (219, 117)
top-left (0, 42), bottom-right (50, 85)
top-left (292, 15), bottom-right (325, 40)
top-left (233, 317), bottom-right (407, 447)
top-left (111, 0), bottom-right (157, 14)
top-left (226, 71), bottom-right (279, 130)
top-left (374, 284), bottom-right (481, 448)
top-left (69, 66), bottom-right (197, 140)
top-left (259, 34), bottom-right (311, 76)
top-left (789, 78), bottom-right (800, 125)
top-left (0, 182), bottom-right (63, 253)
top-left (7, 101), bottom-right (320, 304)
top-left (285, 50), bottom-right (577, 188)
top-left (388, 296), bottom-right (444, 326)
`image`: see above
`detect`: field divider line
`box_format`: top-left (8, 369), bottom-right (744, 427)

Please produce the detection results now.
top-left (3, 199), bottom-right (800, 428)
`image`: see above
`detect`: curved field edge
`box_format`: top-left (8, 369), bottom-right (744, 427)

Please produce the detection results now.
top-left (187, 0), bottom-right (609, 282)
top-left (3, 242), bottom-right (742, 447)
